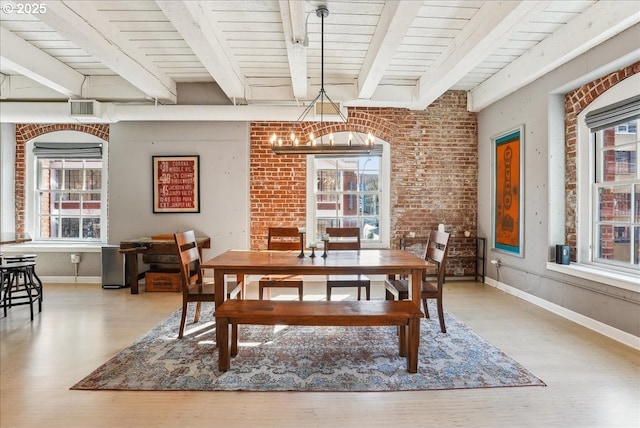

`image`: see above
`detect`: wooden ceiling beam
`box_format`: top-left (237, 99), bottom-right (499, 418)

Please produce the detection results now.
top-left (157, 1), bottom-right (246, 104)
top-left (22, 0), bottom-right (177, 104)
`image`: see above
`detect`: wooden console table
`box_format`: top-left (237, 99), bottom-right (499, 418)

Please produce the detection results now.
top-left (119, 235), bottom-right (210, 294)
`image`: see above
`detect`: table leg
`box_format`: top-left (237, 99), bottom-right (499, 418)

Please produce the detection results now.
top-left (214, 269), bottom-right (225, 348)
top-left (217, 316), bottom-right (230, 372)
top-left (126, 253), bottom-right (139, 294)
top-left (214, 270), bottom-right (225, 309)
top-left (410, 268), bottom-right (422, 310)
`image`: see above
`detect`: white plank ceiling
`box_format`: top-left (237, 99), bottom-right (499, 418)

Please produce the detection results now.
top-left (1, 0), bottom-right (639, 122)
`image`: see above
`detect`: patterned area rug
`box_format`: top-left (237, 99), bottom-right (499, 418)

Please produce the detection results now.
top-left (71, 302), bottom-right (545, 392)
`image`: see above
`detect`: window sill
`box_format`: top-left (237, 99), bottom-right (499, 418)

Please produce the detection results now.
top-left (546, 262), bottom-right (640, 293)
top-left (1, 242), bottom-right (103, 253)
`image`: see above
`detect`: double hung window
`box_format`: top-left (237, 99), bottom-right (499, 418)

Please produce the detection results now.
top-left (33, 142), bottom-right (104, 241)
top-left (307, 136), bottom-right (389, 247)
top-left (587, 96), bottom-right (640, 271)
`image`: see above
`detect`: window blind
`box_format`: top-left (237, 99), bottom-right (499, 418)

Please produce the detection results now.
top-left (33, 142), bottom-right (103, 159)
top-left (585, 94), bottom-right (640, 131)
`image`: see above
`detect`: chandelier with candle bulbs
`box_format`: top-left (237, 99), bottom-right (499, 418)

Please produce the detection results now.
top-left (270, 5), bottom-right (376, 155)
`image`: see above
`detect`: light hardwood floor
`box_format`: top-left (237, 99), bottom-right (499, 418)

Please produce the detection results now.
top-left (1, 280), bottom-right (638, 428)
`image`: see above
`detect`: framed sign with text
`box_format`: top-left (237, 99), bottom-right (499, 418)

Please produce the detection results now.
top-left (491, 126), bottom-right (524, 257)
top-left (152, 155), bottom-right (200, 213)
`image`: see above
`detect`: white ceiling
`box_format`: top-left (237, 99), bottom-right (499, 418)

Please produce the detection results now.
top-left (1, 0), bottom-right (639, 122)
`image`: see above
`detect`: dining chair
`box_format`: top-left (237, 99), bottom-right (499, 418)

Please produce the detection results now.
top-left (258, 227), bottom-right (304, 300)
top-left (325, 227), bottom-right (371, 300)
top-left (174, 230), bottom-right (241, 339)
top-left (385, 229), bottom-right (450, 333)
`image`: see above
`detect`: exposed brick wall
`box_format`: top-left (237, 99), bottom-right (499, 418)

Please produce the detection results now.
top-left (564, 61), bottom-right (640, 260)
top-left (250, 90), bottom-right (479, 277)
top-left (11, 94), bottom-right (479, 275)
top-left (12, 124), bottom-right (109, 233)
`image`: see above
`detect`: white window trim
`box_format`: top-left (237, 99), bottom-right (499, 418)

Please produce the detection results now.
top-left (572, 73), bottom-right (640, 288)
top-left (26, 131), bottom-right (109, 244)
top-left (306, 140), bottom-right (391, 249)
top-left (546, 262), bottom-right (639, 293)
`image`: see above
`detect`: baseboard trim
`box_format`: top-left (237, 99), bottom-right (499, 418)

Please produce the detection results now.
top-left (485, 277), bottom-right (640, 351)
top-left (41, 276), bottom-right (102, 284)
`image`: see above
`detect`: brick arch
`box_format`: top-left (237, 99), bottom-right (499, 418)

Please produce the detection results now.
top-left (296, 108), bottom-right (396, 145)
top-left (249, 108), bottom-right (398, 249)
top-left (13, 123), bottom-right (109, 233)
top-left (564, 61), bottom-right (640, 257)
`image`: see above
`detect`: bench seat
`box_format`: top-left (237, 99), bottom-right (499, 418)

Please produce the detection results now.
top-left (215, 300), bottom-right (422, 373)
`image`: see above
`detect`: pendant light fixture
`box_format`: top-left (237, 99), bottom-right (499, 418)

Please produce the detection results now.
top-left (271, 5), bottom-right (376, 155)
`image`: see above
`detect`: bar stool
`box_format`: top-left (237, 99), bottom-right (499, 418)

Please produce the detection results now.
top-left (1, 261), bottom-right (42, 321)
top-left (3, 254), bottom-right (43, 302)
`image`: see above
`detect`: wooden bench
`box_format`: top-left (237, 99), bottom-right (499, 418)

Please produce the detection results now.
top-left (215, 300), bottom-right (423, 373)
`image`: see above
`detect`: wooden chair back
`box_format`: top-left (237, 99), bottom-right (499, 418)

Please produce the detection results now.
top-left (326, 227), bottom-right (361, 250)
top-left (424, 230), bottom-right (450, 288)
top-left (267, 227), bottom-right (302, 251)
top-left (174, 230), bottom-right (203, 294)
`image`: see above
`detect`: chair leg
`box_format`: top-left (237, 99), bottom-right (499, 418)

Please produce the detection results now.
top-left (193, 301), bottom-right (202, 323)
top-left (258, 285), bottom-right (264, 300)
top-left (365, 284), bottom-right (371, 300)
top-left (326, 284), bottom-right (331, 301)
top-left (356, 286), bottom-right (361, 300)
top-left (385, 288), bottom-right (395, 301)
top-left (178, 302), bottom-right (188, 339)
top-left (422, 298), bottom-right (430, 318)
top-left (298, 285), bottom-right (303, 301)
top-left (437, 298), bottom-right (446, 333)
top-left (27, 282), bottom-right (34, 321)
top-left (32, 270), bottom-right (44, 302)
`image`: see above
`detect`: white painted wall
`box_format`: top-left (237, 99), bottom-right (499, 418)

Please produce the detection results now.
top-left (477, 24), bottom-right (640, 336)
top-left (108, 121), bottom-right (250, 260)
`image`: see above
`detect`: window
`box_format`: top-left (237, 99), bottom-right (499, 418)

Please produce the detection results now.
top-left (307, 137), bottom-right (390, 247)
top-left (32, 140), bottom-right (106, 242)
top-left (590, 115), bottom-right (639, 270)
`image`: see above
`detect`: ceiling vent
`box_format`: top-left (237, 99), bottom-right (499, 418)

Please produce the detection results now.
top-left (69, 100), bottom-right (101, 119)
top-left (314, 101), bottom-right (344, 121)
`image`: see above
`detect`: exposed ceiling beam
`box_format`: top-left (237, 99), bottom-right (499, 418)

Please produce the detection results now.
top-left (468, 0), bottom-right (640, 112)
top-left (413, 0), bottom-right (549, 110)
top-left (157, 1), bottom-right (246, 103)
top-left (279, 0), bottom-right (308, 99)
top-left (0, 101), bottom-right (307, 123)
top-left (22, 0), bottom-right (176, 104)
top-left (0, 27), bottom-right (84, 98)
top-left (357, 1), bottom-right (422, 100)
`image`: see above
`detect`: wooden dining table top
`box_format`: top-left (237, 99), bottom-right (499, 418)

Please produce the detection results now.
top-left (202, 248), bottom-right (432, 274)
top-left (202, 249), bottom-right (433, 310)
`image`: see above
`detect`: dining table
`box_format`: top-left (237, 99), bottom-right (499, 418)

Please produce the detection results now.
top-left (202, 249), bottom-right (433, 364)
top-left (201, 248), bottom-right (433, 310)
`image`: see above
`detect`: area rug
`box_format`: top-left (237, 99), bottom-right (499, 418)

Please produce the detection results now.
top-left (71, 302), bottom-right (545, 392)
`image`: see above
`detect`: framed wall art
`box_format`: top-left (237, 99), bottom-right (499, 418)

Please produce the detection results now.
top-left (491, 126), bottom-right (524, 257)
top-left (152, 155), bottom-right (200, 213)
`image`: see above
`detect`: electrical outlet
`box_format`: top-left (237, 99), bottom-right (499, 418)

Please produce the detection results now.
top-left (70, 253), bottom-right (80, 264)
